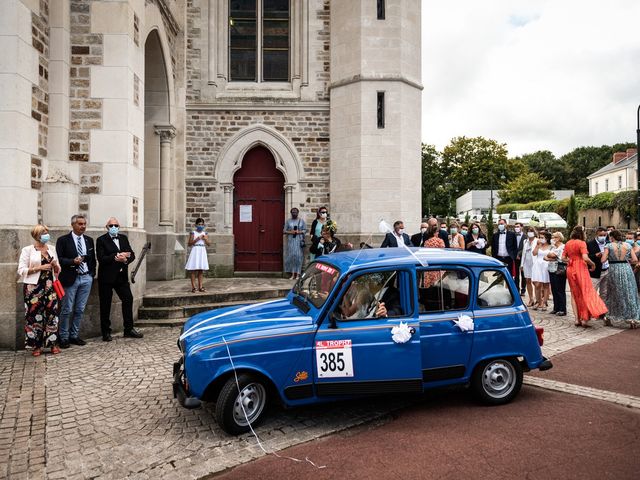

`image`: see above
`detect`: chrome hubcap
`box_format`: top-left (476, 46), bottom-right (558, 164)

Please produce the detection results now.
top-left (233, 383), bottom-right (266, 426)
top-left (482, 361), bottom-right (515, 399)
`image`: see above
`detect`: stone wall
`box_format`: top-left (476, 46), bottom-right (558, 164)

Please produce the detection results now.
top-left (185, 109), bottom-right (331, 229)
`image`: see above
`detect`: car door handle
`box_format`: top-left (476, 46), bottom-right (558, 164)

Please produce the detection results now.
top-left (409, 327), bottom-right (416, 335)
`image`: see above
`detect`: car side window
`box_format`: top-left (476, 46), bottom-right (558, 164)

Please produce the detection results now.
top-left (416, 269), bottom-right (470, 313)
top-left (337, 270), bottom-right (404, 320)
top-left (477, 270), bottom-right (514, 308)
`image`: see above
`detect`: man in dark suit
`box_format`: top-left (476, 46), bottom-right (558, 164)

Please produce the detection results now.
top-left (56, 214), bottom-right (96, 348)
top-left (492, 219), bottom-right (518, 278)
top-left (96, 217), bottom-right (143, 341)
top-left (513, 222), bottom-right (526, 294)
top-left (380, 220), bottom-right (411, 248)
top-left (587, 227), bottom-right (609, 297)
top-left (411, 221), bottom-right (429, 247)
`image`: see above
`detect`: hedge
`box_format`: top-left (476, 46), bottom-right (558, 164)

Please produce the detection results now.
top-left (497, 191), bottom-right (638, 220)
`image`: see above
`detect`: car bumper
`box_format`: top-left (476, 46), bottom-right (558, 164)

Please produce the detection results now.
top-left (538, 356), bottom-right (553, 371)
top-left (172, 357), bottom-right (202, 409)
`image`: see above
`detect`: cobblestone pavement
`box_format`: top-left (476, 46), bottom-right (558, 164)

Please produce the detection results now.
top-left (0, 298), bottom-right (634, 479)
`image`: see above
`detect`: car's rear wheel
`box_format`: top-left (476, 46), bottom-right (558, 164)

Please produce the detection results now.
top-left (215, 373), bottom-right (268, 435)
top-left (471, 358), bottom-right (522, 405)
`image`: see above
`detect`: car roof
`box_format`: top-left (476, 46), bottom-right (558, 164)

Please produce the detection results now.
top-left (319, 247), bottom-right (506, 273)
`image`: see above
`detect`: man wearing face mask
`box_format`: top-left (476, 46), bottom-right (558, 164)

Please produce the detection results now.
top-left (586, 227), bottom-right (609, 298)
top-left (381, 220), bottom-right (411, 248)
top-left (491, 219), bottom-right (518, 277)
top-left (411, 221), bottom-right (429, 247)
top-left (96, 217), bottom-right (143, 341)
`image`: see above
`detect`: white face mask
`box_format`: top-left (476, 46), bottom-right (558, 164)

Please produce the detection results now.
top-left (420, 227), bottom-right (427, 234)
top-left (538, 238), bottom-right (546, 244)
top-left (597, 236), bottom-right (607, 244)
top-left (320, 212), bottom-right (328, 219)
top-left (398, 229), bottom-right (405, 235)
top-left (527, 232), bottom-right (535, 238)
top-left (515, 227), bottom-right (521, 234)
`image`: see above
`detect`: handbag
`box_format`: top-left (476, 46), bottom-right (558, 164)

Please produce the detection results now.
top-left (52, 272), bottom-right (65, 299)
top-left (555, 261), bottom-right (567, 277)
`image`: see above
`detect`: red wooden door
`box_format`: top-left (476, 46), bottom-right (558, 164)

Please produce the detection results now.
top-left (233, 146), bottom-right (285, 271)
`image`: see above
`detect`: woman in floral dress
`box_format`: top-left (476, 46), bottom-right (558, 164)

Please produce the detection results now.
top-left (17, 224), bottom-right (62, 355)
top-left (600, 230), bottom-right (640, 329)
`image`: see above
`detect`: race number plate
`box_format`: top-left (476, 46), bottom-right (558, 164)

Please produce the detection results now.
top-left (315, 340), bottom-right (354, 378)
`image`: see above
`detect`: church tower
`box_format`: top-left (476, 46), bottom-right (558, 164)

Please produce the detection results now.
top-left (330, 0), bottom-right (422, 240)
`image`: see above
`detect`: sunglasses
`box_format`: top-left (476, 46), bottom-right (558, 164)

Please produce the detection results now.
top-left (108, 224), bottom-right (119, 228)
top-left (319, 211), bottom-right (327, 214)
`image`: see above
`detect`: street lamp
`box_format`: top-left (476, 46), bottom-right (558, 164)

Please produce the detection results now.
top-left (637, 104), bottom-right (640, 227)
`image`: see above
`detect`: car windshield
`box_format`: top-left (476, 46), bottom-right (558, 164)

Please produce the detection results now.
top-left (519, 211), bottom-right (535, 219)
top-left (539, 213), bottom-right (561, 220)
top-left (293, 262), bottom-right (340, 308)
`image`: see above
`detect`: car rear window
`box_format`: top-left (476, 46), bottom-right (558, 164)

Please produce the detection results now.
top-left (477, 270), bottom-right (514, 308)
top-left (417, 269), bottom-right (470, 312)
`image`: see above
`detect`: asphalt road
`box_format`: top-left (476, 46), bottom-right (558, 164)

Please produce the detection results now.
top-left (213, 331), bottom-right (640, 480)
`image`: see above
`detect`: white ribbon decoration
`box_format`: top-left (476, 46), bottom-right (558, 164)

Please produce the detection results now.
top-left (453, 314), bottom-right (474, 332)
top-left (391, 321), bottom-right (413, 344)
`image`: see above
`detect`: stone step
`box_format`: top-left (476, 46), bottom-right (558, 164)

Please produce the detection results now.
top-left (142, 287), bottom-right (291, 308)
top-left (138, 297), bottom-right (282, 321)
top-left (136, 318), bottom-right (188, 328)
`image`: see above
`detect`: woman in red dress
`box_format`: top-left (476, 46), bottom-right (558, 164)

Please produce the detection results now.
top-left (562, 226), bottom-right (607, 327)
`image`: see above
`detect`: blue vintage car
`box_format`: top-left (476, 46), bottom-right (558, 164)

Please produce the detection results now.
top-left (173, 248), bottom-right (552, 434)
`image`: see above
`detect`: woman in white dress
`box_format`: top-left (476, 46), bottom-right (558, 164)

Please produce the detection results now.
top-left (520, 226), bottom-right (538, 306)
top-left (449, 221), bottom-right (466, 250)
top-left (531, 230), bottom-right (551, 310)
top-left (185, 218), bottom-right (210, 293)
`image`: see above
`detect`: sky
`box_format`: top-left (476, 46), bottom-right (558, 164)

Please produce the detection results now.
top-left (421, 0), bottom-right (640, 157)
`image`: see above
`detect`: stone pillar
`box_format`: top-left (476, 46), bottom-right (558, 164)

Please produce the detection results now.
top-left (222, 184), bottom-right (233, 230)
top-left (285, 185), bottom-right (294, 214)
top-left (154, 124), bottom-right (176, 226)
top-left (329, 0), bottom-right (422, 239)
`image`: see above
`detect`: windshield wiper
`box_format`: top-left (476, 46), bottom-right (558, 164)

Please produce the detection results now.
top-left (293, 294), bottom-right (310, 314)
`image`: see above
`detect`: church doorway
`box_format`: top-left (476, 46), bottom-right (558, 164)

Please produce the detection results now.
top-left (233, 146), bottom-right (285, 272)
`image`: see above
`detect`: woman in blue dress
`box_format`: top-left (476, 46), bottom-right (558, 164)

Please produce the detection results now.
top-left (601, 230), bottom-right (640, 328)
top-left (283, 208), bottom-right (306, 279)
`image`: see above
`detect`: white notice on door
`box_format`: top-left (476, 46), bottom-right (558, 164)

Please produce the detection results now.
top-left (239, 205), bottom-right (252, 222)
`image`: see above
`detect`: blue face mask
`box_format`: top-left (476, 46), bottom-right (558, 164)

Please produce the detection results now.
top-left (196, 225), bottom-right (205, 232)
top-left (108, 226), bottom-right (119, 237)
top-left (40, 233), bottom-right (50, 244)
top-left (626, 239), bottom-right (635, 245)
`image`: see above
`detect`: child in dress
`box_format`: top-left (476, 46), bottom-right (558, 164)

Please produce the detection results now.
top-left (186, 218), bottom-right (210, 292)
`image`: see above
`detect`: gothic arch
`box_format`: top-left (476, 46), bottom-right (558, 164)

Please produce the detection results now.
top-left (216, 124), bottom-right (303, 187)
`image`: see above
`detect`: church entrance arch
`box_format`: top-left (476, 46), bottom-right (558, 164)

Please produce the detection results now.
top-left (233, 146), bottom-right (285, 272)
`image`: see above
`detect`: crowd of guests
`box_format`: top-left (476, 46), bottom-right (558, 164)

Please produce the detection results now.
top-left (17, 215), bottom-right (144, 356)
top-left (281, 207), bottom-right (640, 331)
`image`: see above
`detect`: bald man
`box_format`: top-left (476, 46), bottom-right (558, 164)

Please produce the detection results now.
top-left (96, 217), bottom-right (143, 341)
top-left (427, 217), bottom-right (450, 248)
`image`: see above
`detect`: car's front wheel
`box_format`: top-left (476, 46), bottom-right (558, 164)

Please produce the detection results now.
top-left (215, 373), bottom-right (268, 435)
top-left (471, 358), bottom-right (523, 405)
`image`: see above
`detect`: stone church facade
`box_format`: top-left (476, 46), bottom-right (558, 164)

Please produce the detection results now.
top-left (0, 0), bottom-right (421, 348)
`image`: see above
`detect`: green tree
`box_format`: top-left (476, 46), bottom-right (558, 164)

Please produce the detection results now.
top-left (560, 143), bottom-right (636, 194)
top-left (516, 150), bottom-right (566, 190)
top-left (421, 144), bottom-right (447, 217)
top-left (498, 172), bottom-right (553, 204)
top-left (442, 136), bottom-right (526, 194)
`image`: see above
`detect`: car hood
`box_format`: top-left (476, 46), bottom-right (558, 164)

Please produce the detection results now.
top-left (179, 298), bottom-right (314, 355)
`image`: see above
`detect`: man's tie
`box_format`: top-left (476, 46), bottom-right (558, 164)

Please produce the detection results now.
top-left (76, 236), bottom-right (87, 274)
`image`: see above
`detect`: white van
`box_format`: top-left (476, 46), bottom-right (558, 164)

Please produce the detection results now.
top-left (508, 210), bottom-right (538, 226)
